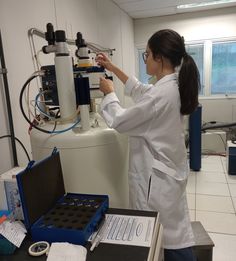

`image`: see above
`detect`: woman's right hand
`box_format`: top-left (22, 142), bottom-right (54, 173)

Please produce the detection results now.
top-left (96, 53), bottom-right (128, 84)
top-left (95, 53), bottom-right (115, 72)
top-left (99, 77), bottom-right (114, 95)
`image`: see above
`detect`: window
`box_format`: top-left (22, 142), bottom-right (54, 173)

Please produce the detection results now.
top-left (186, 44), bottom-right (204, 95)
top-left (211, 41), bottom-right (236, 95)
top-left (137, 44), bottom-right (204, 91)
top-left (138, 49), bottom-right (150, 84)
top-left (137, 38), bottom-right (236, 98)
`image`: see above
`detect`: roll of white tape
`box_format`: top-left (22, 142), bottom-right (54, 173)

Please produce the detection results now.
top-left (28, 241), bottom-right (50, 256)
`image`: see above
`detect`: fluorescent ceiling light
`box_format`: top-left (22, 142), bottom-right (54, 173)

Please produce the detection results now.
top-left (177, 0), bottom-right (236, 9)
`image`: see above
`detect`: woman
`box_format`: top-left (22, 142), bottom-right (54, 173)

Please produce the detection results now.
top-left (96, 29), bottom-right (200, 261)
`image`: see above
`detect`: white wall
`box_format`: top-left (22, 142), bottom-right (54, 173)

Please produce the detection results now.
top-left (0, 0), bottom-right (135, 172)
top-left (134, 7), bottom-right (236, 123)
top-left (0, 0), bottom-right (56, 173)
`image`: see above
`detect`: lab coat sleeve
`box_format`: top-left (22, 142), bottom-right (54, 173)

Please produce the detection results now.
top-left (100, 91), bottom-right (155, 136)
top-left (125, 76), bottom-right (153, 103)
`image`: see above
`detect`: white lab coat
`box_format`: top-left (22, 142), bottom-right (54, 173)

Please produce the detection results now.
top-left (100, 73), bottom-right (195, 249)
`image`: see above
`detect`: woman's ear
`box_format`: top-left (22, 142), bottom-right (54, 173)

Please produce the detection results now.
top-left (155, 54), bottom-right (162, 63)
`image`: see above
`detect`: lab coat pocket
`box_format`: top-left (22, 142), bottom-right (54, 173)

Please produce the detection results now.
top-left (148, 167), bottom-right (187, 212)
top-left (152, 158), bottom-right (187, 181)
top-left (147, 170), bottom-right (163, 211)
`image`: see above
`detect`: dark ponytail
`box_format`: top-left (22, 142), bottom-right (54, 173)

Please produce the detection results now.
top-left (148, 29), bottom-right (201, 115)
top-left (179, 54), bottom-right (200, 115)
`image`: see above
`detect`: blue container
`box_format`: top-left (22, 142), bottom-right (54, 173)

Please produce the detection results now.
top-left (0, 210), bottom-right (16, 255)
top-left (16, 150), bottom-right (109, 245)
top-left (189, 105), bottom-right (202, 171)
top-left (227, 141), bottom-right (236, 175)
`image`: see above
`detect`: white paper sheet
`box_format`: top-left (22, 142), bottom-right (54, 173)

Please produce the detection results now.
top-left (89, 214), bottom-right (155, 247)
top-left (46, 242), bottom-right (87, 261)
top-left (0, 220), bottom-right (26, 247)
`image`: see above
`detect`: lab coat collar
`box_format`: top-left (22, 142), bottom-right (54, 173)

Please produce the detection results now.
top-left (155, 73), bottom-right (178, 87)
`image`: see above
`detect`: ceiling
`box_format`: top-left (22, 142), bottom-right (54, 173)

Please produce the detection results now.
top-left (112, 0), bottom-right (236, 18)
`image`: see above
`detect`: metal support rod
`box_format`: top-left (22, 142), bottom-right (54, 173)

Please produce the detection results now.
top-left (28, 28), bottom-right (75, 45)
top-left (0, 30), bottom-right (18, 166)
top-left (28, 28), bottom-right (115, 52)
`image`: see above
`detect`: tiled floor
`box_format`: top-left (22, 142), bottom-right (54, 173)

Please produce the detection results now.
top-left (187, 155), bottom-right (236, 261)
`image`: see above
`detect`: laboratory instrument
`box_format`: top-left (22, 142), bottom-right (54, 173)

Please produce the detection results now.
top-left (20, 23), bottom-right (129, 208)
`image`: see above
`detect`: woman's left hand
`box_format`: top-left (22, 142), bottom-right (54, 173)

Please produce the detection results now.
top-left (99, 77), bottom-right (114, 95)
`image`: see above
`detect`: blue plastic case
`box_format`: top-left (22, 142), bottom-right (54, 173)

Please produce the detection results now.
top-left (16, 149), bottom-right (109, 245)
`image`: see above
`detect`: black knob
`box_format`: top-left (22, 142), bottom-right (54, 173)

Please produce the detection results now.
top-left (76, 32), bottom-right (86, 48)
top-left (45, 23), bottom-right (55, 45)
top-left (55, 30), bottom-right (66, 42)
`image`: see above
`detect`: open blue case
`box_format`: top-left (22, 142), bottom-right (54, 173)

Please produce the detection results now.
top-left (16, 149), bottom-right (109, 245)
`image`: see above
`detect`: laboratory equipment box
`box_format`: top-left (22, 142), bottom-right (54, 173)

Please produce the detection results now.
top-left (226, 140), bottom-right (236, 175)
top-left (16, 150), bottom-right (109, 245)
top-left (0, 167), bottom-right (24, 220)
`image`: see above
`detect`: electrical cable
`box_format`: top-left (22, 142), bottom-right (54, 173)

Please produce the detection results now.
top-left (50, 119), bottom-right (80, 134)
top-left (201, 122), bottom-right (236, 131)
top-left (0, 135), bottom-right (31, 162)
top-left (35, 91), bottom-right (80, 124)
top-left (25, 82), bottom-right (40, 123)
top-left (35, 92), bottom-right (57, 120)
top-left (24, 80), bottom-right (31, 120)
top-left (52, 110), bottom-right (60, 132)
top-left (29, 99), bottom-right (41, 123)
top-left (0, 30), bottom-right (18, 166)
top-left (19, 74), bottom-right (52, 134)
top-left (216, 133), bottom-right (227, 151)
top-left (20, 73), bottom-right (81, 134)
top-left (201, 150), bottom-right (226, 157)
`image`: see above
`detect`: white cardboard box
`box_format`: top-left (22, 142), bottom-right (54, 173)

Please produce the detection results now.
top-left (0, 167), bottom-right (24, 220)
top-left (202, 131), bottom-right (226, 153)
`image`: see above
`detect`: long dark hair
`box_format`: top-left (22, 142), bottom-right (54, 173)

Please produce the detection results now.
top-left (148, 29), bottom-right (200, 115)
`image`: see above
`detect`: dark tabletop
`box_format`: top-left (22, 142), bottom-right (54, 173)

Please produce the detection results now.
top-left (0, 208), bottom-right (157, 261)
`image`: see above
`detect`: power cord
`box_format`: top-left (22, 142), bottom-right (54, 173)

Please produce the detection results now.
top-left (0, 135), bottom-right (31, 162)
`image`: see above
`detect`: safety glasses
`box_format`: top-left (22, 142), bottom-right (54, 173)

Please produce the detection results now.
top-left (142, 51), bottom-right (149, 63)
